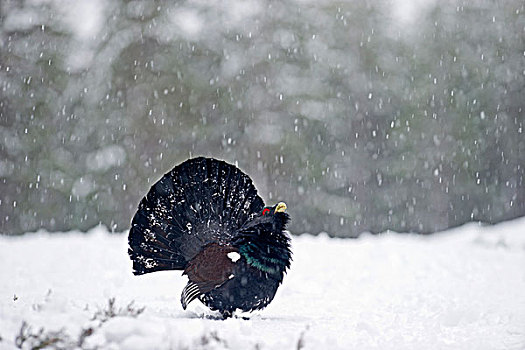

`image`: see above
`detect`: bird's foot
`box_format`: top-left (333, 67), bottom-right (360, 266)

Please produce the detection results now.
top-left (220, 310), bottom-right (233, 319)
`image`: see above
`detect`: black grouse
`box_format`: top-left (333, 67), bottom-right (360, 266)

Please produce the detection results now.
top-left (128, 157), bottom-right (292, 318)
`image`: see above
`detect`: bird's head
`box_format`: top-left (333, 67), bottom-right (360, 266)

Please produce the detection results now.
top-left (257, 201), bottom-right (290, 234)
top-left (261, 201), bottom-right (287, 216)
top-left (236, 201), bottom-right (292, 276)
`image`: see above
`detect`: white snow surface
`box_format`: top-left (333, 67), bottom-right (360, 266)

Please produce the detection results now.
top-left (1, 219), bottom-right (525, 349)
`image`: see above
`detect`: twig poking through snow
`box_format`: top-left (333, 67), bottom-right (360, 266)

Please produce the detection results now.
top-left (13, 299), bottom-right (146, 350)
top-left (91, 297), bottom-right (145, 324)
top-left (15, 321), bottom-right (71, 350)
top-left (296, 325), bottom-right (309, 350)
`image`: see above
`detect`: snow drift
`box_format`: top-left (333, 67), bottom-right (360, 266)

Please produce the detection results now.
top-left (1, 219), bottom-right (524, 349)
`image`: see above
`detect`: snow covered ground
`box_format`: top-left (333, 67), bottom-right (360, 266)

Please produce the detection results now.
top-left (1, 219), bottom-right (525, 350)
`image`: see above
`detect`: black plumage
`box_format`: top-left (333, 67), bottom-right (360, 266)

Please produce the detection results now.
top-left (128, 157), bottom-right (292, 318)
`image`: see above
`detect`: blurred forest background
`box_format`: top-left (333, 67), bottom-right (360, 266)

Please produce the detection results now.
top-left (0, 0), bottom-right (524, 237)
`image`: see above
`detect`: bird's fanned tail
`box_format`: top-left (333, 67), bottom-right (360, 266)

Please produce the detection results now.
top-left (128, 157), bottom-right (265, 275)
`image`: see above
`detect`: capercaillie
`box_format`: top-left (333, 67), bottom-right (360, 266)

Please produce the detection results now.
top-left (128, 157), bottom-right (292, 318)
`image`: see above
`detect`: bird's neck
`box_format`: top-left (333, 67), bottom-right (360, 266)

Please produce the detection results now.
top-left (235, 228), bottom-right (291, 276)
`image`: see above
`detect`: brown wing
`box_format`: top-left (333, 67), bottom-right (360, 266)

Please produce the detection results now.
top-left (181, 243), bottom-right (239, 309)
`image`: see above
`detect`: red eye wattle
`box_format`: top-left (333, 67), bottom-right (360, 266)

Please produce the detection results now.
top-left (262, 208), bottom-right (270, 215)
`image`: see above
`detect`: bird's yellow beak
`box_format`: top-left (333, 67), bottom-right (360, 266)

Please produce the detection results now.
top-left (275, 202), bottom-right (287, 213)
